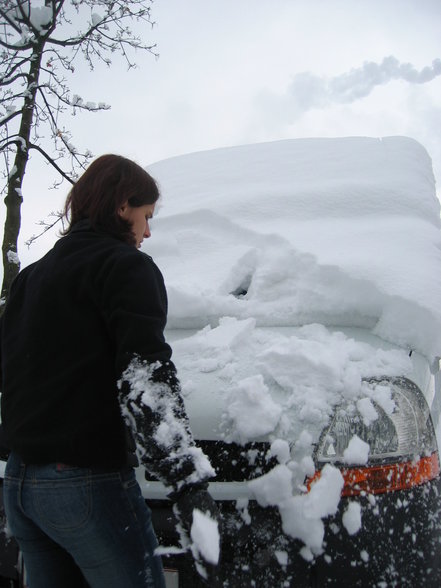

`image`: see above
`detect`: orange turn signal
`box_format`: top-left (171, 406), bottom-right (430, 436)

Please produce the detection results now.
top-left (306, 452), bottom-right (440, 496)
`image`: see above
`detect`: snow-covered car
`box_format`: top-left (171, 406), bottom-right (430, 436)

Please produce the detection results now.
top-left (2, 136), bottom-right (441, 587)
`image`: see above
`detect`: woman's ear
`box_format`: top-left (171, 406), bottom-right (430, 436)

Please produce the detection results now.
top-left (118, 201), bottom-right (129, 219)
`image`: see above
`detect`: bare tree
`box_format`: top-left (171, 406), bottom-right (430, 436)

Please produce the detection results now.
top-left (0, 0), bottom-right (157, 305)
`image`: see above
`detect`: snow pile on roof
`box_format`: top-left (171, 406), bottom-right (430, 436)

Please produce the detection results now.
top-left (147, 136), bottom-right (441, 360)
top-left (145, 136), bottom-right (441, 559)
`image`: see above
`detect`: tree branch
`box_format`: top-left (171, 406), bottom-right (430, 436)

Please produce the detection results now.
top-left (0, 36), bottom-right (34, 50)
top-left (0, 6), bottom-right (25, 35)
top-left (0, 109), bottom-right (23, 127)
top-left (0, 71), bottom-right (29, 87)
top-left (28, 142), bottom-right (75, 184)
top-left (0, 135), bottom-right (26, 153)
top-left (25, 211), bottom-right (64, 248)
top-left (0, 54), bottom-right (29, 83)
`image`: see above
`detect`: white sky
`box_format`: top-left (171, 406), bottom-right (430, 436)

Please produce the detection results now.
top-left (10, 0), bottom-right (441, 266)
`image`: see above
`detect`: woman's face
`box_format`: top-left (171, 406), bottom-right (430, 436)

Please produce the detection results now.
top-left (118, 202), bottom-right (156, 248)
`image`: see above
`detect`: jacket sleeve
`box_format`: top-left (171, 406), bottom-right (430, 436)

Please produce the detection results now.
top-left (97, 248), bottom-right (215, 492)
top-left (0, 312), bottom-right (3, 391)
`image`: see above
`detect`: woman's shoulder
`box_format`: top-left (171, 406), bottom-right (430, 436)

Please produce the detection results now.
top-left (94, 237), bottom-right (163, 280)
top-left (54, 226), bottom-right (163, 284)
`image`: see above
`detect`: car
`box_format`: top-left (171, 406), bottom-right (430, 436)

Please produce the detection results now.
top-left (1, 136), bottom-right (441, 587)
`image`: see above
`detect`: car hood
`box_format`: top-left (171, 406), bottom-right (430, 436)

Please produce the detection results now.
top-left (167, 324), bottom-right (436, 450)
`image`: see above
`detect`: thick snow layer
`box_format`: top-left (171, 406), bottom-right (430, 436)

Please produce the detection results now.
top-left (144, 136), bottom-right (441, 557)
top-left (147, 136), bottom-right (441, 360)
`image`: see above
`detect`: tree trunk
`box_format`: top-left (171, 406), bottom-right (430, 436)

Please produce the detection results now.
top-left (1, 42), bottom-right (44, 307)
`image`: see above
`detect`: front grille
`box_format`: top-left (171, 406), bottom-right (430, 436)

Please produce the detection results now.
top-left (145, 440), bottom-right (275, 482)
top-left (199, 440), bottom-right (276, 481)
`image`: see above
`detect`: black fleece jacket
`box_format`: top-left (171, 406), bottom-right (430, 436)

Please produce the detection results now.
top-left (0, 221), bottom-right (213, 491)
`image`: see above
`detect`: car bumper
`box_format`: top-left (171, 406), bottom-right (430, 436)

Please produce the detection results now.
top-left (2, 468), bottom-right (440, 587)
top-left (149, 475), bottom-right (441, 587)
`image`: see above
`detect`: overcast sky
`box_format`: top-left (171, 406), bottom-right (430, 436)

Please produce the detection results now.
top-left (13, 0), bottom-right (441, 265)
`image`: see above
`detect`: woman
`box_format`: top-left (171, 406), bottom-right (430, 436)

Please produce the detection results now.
top-left (0, 155), bottom-right (220, 587)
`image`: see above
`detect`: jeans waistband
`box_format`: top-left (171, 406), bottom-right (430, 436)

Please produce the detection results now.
top-left (5, 452), bottom-right (136, 483)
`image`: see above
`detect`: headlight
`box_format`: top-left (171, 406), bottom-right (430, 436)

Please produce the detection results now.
top-left (308, 377), bottom-right (440, 495)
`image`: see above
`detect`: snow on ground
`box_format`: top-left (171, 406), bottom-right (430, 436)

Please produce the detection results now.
top-left (144, 136), bottom-right (441, 556)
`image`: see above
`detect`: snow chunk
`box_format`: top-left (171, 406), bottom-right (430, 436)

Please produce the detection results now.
top-left (29, 6), bottom-right (52, 32)
top-left (275, 550), bottom-right (288, 566)
top-left (343, 435), bottom-right (370, 465)
top-left (300, 455), bottom-right (315, 478)
top-left (91, 13), bottom-right (103, 26)
top-left (201, 316), bottom-right (256, 347)
top-left (279, 465), bottom-right (344, 554)
top-left (249, 464), bottom-right (343, 555)
top-left (270, 439), bottom-right (291, 464)
top-left (6, 251), bottom-right (20, 265)
top-left (173, 317), bottom-right (255, 374)
top-left (357, 397), bottom-right (378, 426)
top-left (302, 465), bottom-right (344, 520)
top-left (235, 497), bottom-right (251, 525)
top-left (342, 501), bottom-right (362, 535)
top-left (224, 374), bottom-right (282, 443)
top-left (299, 546), bottom-right (314, 562)
top-left (360, 549), bottom-right (369, 562)
top-left (364, 382), bottom-right (396, 415)
top-left (190, 509), bottom-right (220, 565)
top-left (248, 464), bottom-right (293, 507)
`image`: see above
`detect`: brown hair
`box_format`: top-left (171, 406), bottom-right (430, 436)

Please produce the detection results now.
top-left (62, 154), bottom-right (160, 245)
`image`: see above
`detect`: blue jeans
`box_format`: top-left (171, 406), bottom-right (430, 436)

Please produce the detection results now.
top-left (3, 452), bottom-right (166, 588)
